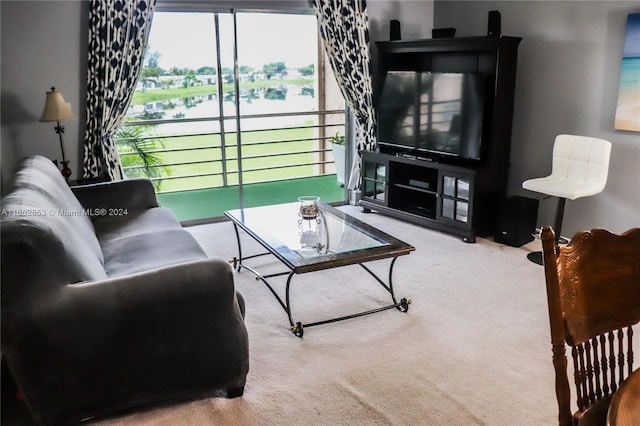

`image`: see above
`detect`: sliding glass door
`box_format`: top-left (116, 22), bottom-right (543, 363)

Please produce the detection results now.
top-left (116, 9), bottom-right (346, 222)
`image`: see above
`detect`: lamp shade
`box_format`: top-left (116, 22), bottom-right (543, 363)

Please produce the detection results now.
top-left (39, 87), bottom-right (76, 122)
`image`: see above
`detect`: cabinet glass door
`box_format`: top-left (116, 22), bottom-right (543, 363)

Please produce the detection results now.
top-left (440, 174), bottom-right (471, 224)
top-left (363, 160), bottom-right (387, 203)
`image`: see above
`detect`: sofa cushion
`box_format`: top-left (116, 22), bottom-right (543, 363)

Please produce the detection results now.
top-left (92, 207), bottom-right (182, 244)
top-left (101, 229), bottom-right (208, 278)
top-left (7, 155), bottom-right (104, 264)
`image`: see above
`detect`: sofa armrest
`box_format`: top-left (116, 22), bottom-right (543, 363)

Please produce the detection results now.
top-left (71, 178), bottom-right (159, 212)
top-left (60, 259), bottom-right (249, 376)
top-left (62, 259), bottom-right (245, 343)
top-left (3, 258), bottom-right (249, 425)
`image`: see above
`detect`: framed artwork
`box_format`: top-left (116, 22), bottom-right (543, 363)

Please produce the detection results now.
top-left (615, 13), bottom-right (640, 132)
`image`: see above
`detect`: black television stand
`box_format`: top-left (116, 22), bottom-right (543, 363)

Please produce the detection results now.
top-left (362, 35), bottom-right (521, 242)
top-left (396, 152), bottom-right (433, 162)
top-left (361, 151), bottom-right (491, 243)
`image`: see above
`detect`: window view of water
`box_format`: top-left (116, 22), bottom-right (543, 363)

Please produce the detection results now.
top-left (127, 85), bottom-right (317, 133)
top-left (116, 11), bottom-right (346, 220)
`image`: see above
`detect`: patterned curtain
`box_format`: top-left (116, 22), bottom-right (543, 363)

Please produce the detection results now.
top-left (83, 0), bottom-right (156, 180)
top-left (313, 0), bottom-right (375, 191)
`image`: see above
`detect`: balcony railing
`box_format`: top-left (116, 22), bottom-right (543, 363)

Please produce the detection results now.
top-left (115, 109), bottom-right (346, 195)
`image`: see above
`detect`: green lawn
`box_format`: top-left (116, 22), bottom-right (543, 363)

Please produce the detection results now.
top-left (125, 123), bottom-right (329, 193)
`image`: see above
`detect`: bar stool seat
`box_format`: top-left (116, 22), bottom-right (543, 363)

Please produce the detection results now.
top-left (522, 134), bottom-right (611, 264)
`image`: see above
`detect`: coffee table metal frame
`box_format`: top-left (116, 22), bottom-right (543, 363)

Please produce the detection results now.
top-left (225, 202), bottom-right (415, 337)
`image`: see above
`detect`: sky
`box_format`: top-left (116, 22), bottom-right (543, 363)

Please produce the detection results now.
top-left (148, 12), bottom-right (318, 71)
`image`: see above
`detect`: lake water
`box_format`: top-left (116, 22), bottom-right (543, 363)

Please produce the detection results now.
top-left (127, 85), bottom-right (320, 135)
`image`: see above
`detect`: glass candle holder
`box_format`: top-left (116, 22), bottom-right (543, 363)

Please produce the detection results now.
top-left (298, 196), bottom-right (320, 219)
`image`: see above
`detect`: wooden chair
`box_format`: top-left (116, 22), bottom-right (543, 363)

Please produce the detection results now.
top-left (541, 226), bottom-right (640, 426)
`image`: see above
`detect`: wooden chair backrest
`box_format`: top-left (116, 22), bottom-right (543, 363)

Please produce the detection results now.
top-left (541, 226), bottom-right (640, 426)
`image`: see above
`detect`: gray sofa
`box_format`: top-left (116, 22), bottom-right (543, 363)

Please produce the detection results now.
top-left (1, 155), bottom-right (249, 425)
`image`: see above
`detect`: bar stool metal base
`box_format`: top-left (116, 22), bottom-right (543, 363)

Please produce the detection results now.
top-left (527, 197), bottom-right (569, 266)
top-left (527, 251), bottom-right (543, 265)
top-left (527, 235), bottom-right (569, 266)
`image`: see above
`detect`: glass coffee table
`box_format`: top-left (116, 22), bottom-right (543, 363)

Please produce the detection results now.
top-left (225, 201), bottom-right (415, 337)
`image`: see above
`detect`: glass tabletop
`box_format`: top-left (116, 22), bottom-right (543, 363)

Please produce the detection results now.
top-left (225, 202), bottom-right (414, 273)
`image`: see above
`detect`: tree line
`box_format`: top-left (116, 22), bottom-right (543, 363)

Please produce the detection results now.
top-left (141, 50), bottom-right (314, 81)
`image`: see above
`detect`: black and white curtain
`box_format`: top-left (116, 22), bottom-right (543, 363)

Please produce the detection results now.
top-left (312, 0), bottom-right (375, 191)
top-left (83, 0), bottom-right (156, 180)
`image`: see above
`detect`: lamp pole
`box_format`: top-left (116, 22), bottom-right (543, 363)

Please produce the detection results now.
top-left (53, 119), bottom-right (72, 181)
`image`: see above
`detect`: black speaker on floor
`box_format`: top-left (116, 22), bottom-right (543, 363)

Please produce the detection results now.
top-left (487, 10), bottom-right (501, 36)
top-left (495, 196), bottom-right (538, 247)
top-left (390, 20), bottom-right (401, 41)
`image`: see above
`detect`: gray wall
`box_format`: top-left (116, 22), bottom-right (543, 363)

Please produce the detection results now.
top-left (434, 1), bottom-right (640, 235)
top-left (1, 0), bottom-right (88, 186)
top-left (368, 0), bottom-right (434, 42)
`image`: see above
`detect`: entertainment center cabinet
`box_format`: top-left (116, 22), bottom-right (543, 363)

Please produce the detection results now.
top-left (360, 36), bottom-right (522, 242)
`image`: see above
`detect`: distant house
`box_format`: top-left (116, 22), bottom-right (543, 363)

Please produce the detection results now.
top-left (136, 78), bottom-right (162, 91)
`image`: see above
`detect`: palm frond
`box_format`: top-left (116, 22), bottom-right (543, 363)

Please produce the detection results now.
top-left (115, 125), bottom-right (169, 190)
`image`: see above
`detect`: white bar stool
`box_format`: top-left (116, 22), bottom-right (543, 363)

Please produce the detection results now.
top-left (522, 134), bottom-right (612, 265)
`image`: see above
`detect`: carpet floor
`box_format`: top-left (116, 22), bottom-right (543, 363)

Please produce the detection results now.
top-left (8, 205), bottom-right (632, 425)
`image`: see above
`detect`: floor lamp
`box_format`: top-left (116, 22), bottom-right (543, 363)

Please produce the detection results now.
top-left (39, 87), bottom-right (76, 182)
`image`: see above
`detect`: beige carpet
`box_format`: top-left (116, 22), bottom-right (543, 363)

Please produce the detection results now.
top-left (91, 205), bottom-right (617, 426)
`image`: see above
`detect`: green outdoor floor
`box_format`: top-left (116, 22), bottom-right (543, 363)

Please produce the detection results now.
top-left (157, 175), bottom-right (347, 222)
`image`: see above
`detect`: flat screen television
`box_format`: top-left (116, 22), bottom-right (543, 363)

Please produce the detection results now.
top-left (377, 71), bottom-right (487, 162)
